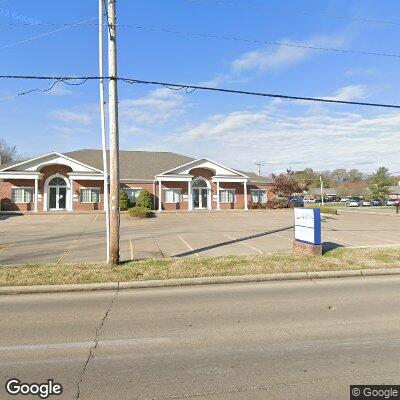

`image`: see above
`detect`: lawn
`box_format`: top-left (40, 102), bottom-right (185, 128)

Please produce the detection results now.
top-left (1, 246), bottom-right (400, 287)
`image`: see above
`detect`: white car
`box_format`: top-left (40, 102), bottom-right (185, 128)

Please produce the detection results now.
top-left (340, 198), bottom-right (349, 202)
top-left (347, 197), bottom-right (362, 207)
top-left (386, 199), bottom-right (396, 206)
top-left (304, 198), bottom-right (317, 203)
top-left (362, 200), bottom-right (371, 207)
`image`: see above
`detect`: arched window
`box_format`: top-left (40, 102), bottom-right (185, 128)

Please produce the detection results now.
top-left (49, 177), bottom-right (67, 186)
top-left (192, 178), bottom-right (208, 188)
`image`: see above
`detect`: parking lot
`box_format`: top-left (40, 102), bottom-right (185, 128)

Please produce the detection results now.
top-left (0, 210), bottom-right (399, 265)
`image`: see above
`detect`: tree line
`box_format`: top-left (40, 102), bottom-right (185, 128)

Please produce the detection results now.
top-left (272, 167), bottom-right (398, 201)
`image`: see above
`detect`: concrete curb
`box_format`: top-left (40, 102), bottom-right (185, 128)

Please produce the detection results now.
top-left (1, 267), bottom-right (400, 295)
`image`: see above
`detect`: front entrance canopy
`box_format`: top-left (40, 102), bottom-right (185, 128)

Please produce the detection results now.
top-left (155, 158), bottom-right (249, 211)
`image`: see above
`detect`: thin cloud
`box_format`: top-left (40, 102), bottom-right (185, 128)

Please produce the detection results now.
top-left (231, 33), bottom-right (347, 74)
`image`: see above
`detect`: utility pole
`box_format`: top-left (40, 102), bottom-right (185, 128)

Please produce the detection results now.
top-left (320, 176), bottom-right (324, 206)
top-left (107, 0), bottom-right (120, 265)
top-left (99, 0), bottom-right (110, 263)
top-left (255, 162), bottom-right (264, 176)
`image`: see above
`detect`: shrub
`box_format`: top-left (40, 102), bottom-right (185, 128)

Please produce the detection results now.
top-left (120, 189), bottom-right (131, 211)
top-left (266, 200), bottom-right (277, 209)
top-left (136, 189), bottom-right (153, 209)
top-left (128, 206), bottom-right (154, 218)
top-left (319, 206), bottom-right (338, 215)
top-left (275, 198), bottom-right (288, 208)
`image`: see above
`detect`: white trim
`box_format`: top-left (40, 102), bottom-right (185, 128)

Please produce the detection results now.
top-left (43, 174), bottom-right (71, 212)
top-left (244, 181), bottom-right (248, 210)
top-left (212, 176), bottom-right (248, 183)
top-left (219, 188), bottom-right (236, 204)
top-left (163, 188), bottom-right (181, 204)
top-left (155, 175), bottom-right (192, 182)
top-left (158, 157), bottom-right (248, 178)
top-left (68, 173), bottom-right (104, 180)
top-left (0, 151), bottom-right (103, 173)
top-left (80, 187), bottom-right (101, 204)
top-left (34, 178), bottom-right (38, 212)
top-left (0, 172), bottom-right (42, 180)
top-left (11, 186), bottom-right (34, 204)
top-left (192, 177), bottom-right (212, 210)
top-left (216, 181), bottom-right (220, 210)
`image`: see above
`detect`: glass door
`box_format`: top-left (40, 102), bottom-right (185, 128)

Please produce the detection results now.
top-left (58, 188), bottom-right (67, 209)
top-left (49, 187), bottom-right (57, 209)
top-left (200, 189), bottom-right (208, 209)
top-left (193, 188), bottom-right (200, 208)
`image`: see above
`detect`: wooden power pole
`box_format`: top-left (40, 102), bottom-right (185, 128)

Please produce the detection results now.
top-left (107, 0), bottom-right (120, 265)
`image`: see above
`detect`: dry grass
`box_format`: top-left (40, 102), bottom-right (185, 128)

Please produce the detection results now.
top-left (1, 246), bottom-right (400, 287)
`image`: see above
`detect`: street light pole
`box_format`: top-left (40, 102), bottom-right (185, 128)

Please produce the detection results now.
top-left (107, 0), bottom-right (120, 265)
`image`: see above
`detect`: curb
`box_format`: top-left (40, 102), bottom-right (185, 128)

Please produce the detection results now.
top-left (1, 267), bottom-right (400, 295)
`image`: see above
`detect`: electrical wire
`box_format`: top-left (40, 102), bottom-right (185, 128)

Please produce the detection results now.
top-left (0, 78), bottom-right (89, 101)
top-left (116, 24), bottom-right (400, 59)
top-left (1, 21), bottom-right (400, 59)
top-left (184, 0), bottom-right (400, 27)
top-left (0, 17), bottom-right (98, 51)
top-left (0, 74), bottom-right (400, 109)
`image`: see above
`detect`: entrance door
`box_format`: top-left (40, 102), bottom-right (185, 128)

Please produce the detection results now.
top-left (193, 188), bottom-right (200, 208)
top-left (48, 176), bottom-right (68, 211)
top-left (58, 188), bottom-right (66, 209)
top-left (193, 188), bottom-right (208, 209)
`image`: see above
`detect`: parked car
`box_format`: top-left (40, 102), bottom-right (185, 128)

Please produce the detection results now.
top-left (326, 196), bottom-right (341, 203)
top-left (303, 198), bottom-right (315, 204)
top-left (362, 200), bottom-right (371, 207)
top-left (347, 197), bottom-right (363, 207)
top-left (386, 199), bottom-right (396, 206)
top-left (340, 197), bottom-right (349, 202)
top-left (287, 196), bottom-right (304, 208)
top-left (372, 199), bottom-right (382, 206)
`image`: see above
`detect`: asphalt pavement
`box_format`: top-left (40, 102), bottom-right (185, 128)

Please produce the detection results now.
top-left (1, 275), bottom-right (400, 399)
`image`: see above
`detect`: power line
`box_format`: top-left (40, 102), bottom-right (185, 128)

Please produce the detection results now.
top-left (0, 78), bottom-right (89, 101)
top-left (2, 21), bottom-right (400, 59)
top-left (116, 24), bottom-right (400, 59)
top-left (0, 17), bottom-right (98, 51)
top-left (1, 74), bottom-right (400, 109)
top-left (184, 0), bottom-right (400, 27)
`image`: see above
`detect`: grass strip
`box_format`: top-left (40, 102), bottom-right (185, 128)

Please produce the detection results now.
top-left (1, 247), bottom-right (400, 287)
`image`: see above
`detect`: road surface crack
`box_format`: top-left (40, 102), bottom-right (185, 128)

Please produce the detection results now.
top-left (75, 284), bottom-right (120, 399)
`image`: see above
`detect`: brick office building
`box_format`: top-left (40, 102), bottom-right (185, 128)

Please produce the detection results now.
top-left (0, 149), bottom-right (273, 212)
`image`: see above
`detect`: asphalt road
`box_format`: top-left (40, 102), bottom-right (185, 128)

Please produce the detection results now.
top-left (1, 276), bottom-right (400, 399)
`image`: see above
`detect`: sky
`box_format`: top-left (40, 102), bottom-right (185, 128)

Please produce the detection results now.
top-left (1, 0), bottom-right (400, 176)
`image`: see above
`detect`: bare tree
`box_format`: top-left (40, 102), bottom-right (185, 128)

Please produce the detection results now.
top-left (0, 139), bottom-right (19, 165)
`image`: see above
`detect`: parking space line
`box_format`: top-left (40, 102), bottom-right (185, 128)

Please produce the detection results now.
top-left (224, 234), bottom-right (263, 254)
top-left (57, 215), bottom-right (98, 263)
top-left (129, 239), bottom-right (134, 260)
top-left (175, 213), bottom-right (189, 221)
top-left (178, 236), bottom-right (200, 257)
top-left (0, 241), bottom-right (16, 254)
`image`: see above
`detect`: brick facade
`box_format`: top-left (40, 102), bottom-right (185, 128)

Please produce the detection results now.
top-left (0, 160), bottom-right (274, 212)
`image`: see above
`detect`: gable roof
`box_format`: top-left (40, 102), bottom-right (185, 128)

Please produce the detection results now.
top-left (64, 149), bottom-right (194, 180)
top-left (1, 148), bottom-right (272, 183)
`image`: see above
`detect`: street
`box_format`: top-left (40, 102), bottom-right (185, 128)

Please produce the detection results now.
top-left (1, 276), bottom-right (400, 399)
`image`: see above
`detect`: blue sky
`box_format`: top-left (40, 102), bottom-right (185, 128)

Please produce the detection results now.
top-left (1, 0), bottom-right (400, 175)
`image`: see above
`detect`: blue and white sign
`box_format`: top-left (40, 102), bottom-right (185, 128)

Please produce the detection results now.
top-left (294, 208), bottom-right (321, 245)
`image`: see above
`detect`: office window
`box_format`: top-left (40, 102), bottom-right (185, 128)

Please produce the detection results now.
top-left (251, 189), bottom-right (267, 203)
top-left (80, 188), bottom-right (100, 203)
top-left (219, 189), bottom-right (235, 203)
top-left (164, 189), bottom-right (180, 203)
top-left (124, 188), bottom-right (142, 204)
top-left (11, 187), bottom-right (34, 203)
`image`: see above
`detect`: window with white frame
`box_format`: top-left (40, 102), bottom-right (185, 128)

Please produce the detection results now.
top-left (164, 189), bottom-right (181, 203)
top-left (80, 188), bottom-right (100, 203)
top-left (219, 189), bottom-right (235, 203)
top-left (251, 189), bottom-right (267, 203)
top-left (123, 188), bottom-right (142, 204)
top-left (11, 187), bottom-right (34, 203)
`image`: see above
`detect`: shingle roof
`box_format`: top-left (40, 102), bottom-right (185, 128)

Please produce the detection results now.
top-left (64, 149), bottom-right (195, 180)
top-left (2, 148), bottom-right (272, 183)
